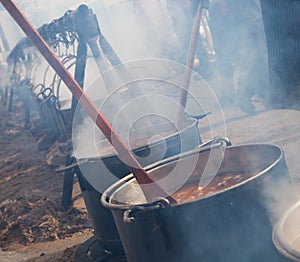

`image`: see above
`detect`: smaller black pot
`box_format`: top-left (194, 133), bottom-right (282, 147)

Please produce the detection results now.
top-left (76, 118), bottom-right (201, 254)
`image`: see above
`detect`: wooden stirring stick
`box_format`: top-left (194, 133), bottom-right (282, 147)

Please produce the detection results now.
top-left (177, 0), bottom-right (202, 127)
top-left (1, 0), bottom-right (177, 205)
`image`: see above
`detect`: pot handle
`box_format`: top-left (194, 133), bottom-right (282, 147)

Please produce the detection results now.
top-left (194, 136), bottom-right (232, 151)
top-left (55, 158), bottom-right (87, 173)
top-left (134, 145), bottom-right (151, 158)
top-left (143, 136), bottom-right (231, 173)
top-left (123, 197), bottom-right (170, 224)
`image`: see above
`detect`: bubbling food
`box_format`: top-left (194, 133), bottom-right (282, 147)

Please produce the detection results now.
top-left (172, 171), bottom-right (255, 204)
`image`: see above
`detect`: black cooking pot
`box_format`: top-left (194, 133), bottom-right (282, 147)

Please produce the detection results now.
top-left (75, 117), bottom-right (201, 255)
top-left (102, 143), bottom-right (292, 262)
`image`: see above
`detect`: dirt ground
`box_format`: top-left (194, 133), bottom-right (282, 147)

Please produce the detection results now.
top-left (0, 99), bottom-right (93, 262)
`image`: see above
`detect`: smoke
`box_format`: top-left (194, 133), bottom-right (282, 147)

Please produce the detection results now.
top-left (261, 174), bottom-right (300, 258)
top-left (11, 0), bottom-right (175, 62)
top-left (262, 174), bottom-right (299, 226)
top-left (14, 0), bottom-right (98, 26)
top-left (2, 0), bottom-right (286, 119)
top-left (0, 6), bottom-right (23, 59)
top-left (209, 0), bottom-right (269, 114)
top-left (95, 1), bottom-right (176, 61)
top-left (274, 200), bottom-right (300, 254)
top-left (71, 58), bottom-right (225, 160)
top-left (4, 1), bottom-right (300, 259)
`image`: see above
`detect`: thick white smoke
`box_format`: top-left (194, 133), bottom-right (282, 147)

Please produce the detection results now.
top-left (12, 0), bottom-right (175, 62)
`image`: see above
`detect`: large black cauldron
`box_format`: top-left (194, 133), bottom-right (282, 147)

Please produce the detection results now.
top-left (75, 118), bottom-right (201, 255)
top-left (102, 144), bottom-right (292, 262)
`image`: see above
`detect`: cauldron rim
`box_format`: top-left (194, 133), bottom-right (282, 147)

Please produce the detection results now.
top-left (75, 117), bottom-right (198, 161)
top-left (101, 143), bottom-right (284, 210)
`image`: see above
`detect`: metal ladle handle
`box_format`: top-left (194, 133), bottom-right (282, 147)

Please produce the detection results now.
top-left (143, 137), bottom-right (232, 173)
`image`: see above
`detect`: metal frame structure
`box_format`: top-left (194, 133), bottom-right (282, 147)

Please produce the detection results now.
top-left (5, 4), bottom-right (130, 139)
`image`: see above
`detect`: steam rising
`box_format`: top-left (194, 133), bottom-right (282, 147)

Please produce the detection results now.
top-left (2, 1), bottom-right (300, 259)
top-left (262, 175), bottom-right (299, 225)
top-left (12, 0), bottom-right (174, 61)
top-left (6, 1), bottom-right (270, 114)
